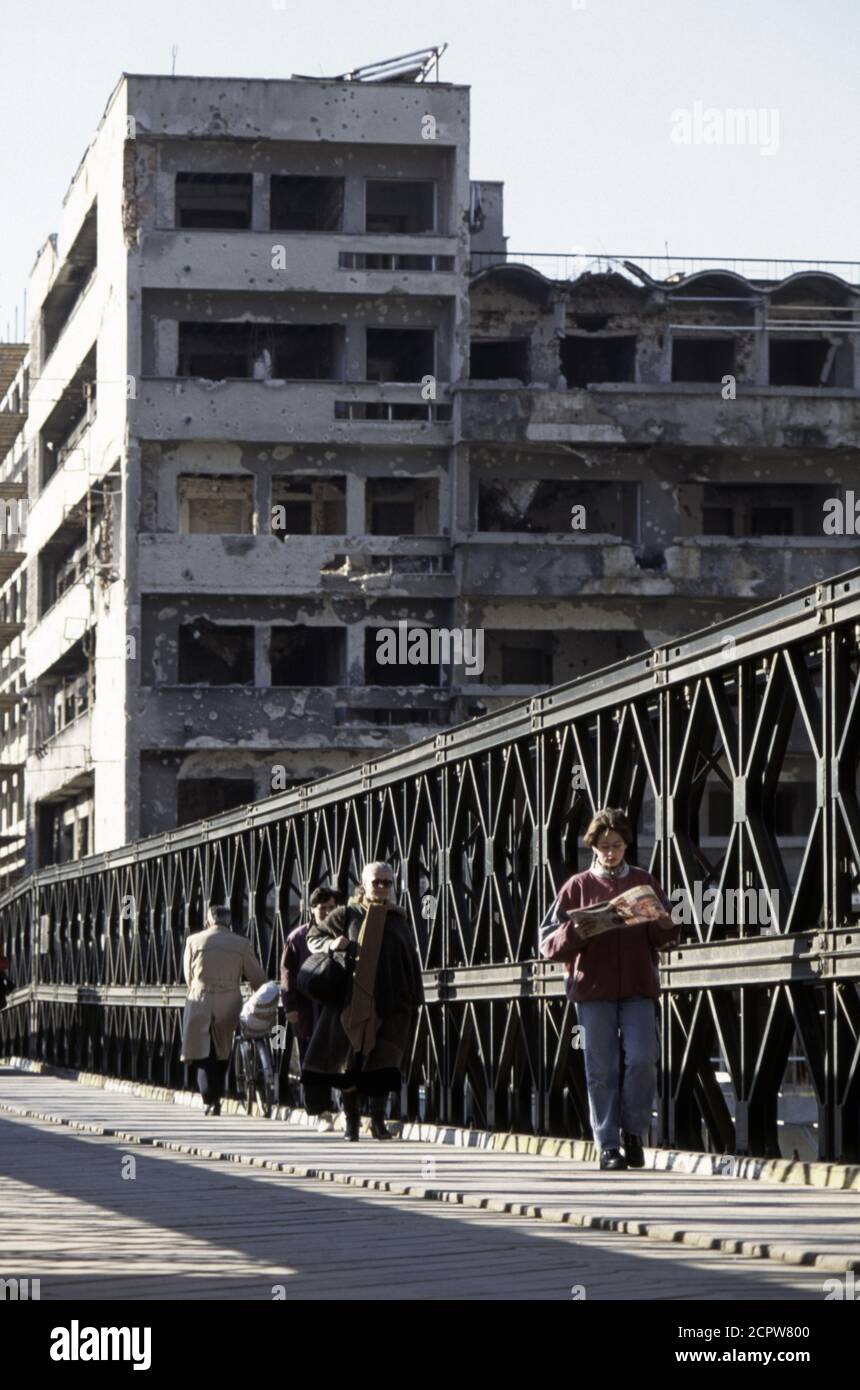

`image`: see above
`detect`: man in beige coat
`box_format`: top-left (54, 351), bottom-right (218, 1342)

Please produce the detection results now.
top-left (181, 905), bottom-right (268, 1115)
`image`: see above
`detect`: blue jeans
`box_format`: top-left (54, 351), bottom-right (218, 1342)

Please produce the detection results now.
top-left (575, 998), bottom-right (659, 1149)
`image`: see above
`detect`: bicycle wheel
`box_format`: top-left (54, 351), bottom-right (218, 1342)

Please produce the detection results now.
top-left (234, 1038), bottom-right (255, 1115)
top-left (255, 1040), bottom-right (274, 1119)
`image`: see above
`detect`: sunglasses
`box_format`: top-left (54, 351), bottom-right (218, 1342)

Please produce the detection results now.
top-left (370, 878), bottom-right (393, 887)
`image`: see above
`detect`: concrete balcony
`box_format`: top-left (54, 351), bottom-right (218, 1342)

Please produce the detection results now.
top-left (138, 533), bottom-right (455, 597)
top-left (135, 684), bottom-right (456, 751)
top-left (0, 622), bottom-right (24, 655)
top-left (0, 478), bottom-right (27, 502)
top-left (134, 378), bottom-right (452, 446)
top-left (317, 537), bottom-right (455, 598)
top-left (455, 534), bottom-right (860, 603)
top-left (455, 383), bottom-right (860, 450)
top-left (28, 274), bottom-right (100, 427)
top-left (141, 231), bottom-right (461, 297)
top-left (0, 534), bottom-right (25, 584)
top-left (27, 583), bottom-right (94, 684)
top-left (665, 537), bottom-right (860, 600)
top-left (27, 713), bottom-right (93, 802)
top-left (456, 535), bottom-right (649, 598)
top-left (0, 411), bottom-right (26, 453)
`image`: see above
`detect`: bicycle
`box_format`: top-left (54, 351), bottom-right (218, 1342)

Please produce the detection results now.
top-left (232, 1020), bottom-right (277, 1119)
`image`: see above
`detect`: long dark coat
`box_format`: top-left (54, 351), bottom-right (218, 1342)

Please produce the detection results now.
top-left (301, 901), bottom-right (424, 1080)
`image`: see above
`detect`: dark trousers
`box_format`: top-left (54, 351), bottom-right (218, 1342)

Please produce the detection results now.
top-left (298, 1035), bottom-right (335, 1115)
top-left (197, 1055), bottom-right (228, 1107)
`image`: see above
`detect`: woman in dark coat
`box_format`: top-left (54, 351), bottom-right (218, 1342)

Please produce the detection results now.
top-left (301, 860), bottom-right (424, 1141)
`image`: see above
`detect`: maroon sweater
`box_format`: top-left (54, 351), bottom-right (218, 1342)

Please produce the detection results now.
top-left (279, 922), bottom-right (317, 1040)
top-left (541, 865), bottom-right (678, 1002)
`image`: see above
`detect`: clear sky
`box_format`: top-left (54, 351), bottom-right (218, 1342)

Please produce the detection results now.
top-left (1, 0), bottom-right (857, 338)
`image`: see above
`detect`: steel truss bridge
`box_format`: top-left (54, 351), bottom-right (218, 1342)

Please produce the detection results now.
top-left (2, 570), bottom-right (860, 1161)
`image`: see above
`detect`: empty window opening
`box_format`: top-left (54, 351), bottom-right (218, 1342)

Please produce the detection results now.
top-left (500, 639), bottom-right (555, 683)
top-left (749, 506), bottom-right (794, 536)
top-left (671, 337), bottom-right (735, 383)
top-left (178, 323), bottom-right (252, 379)
top-left (480, 631), bottom-right (555, 685)
top-left (270, 175), bottom-right (344, 231)
top-left (701, 507), bottom-right (735, 536)
top-left (177, 778), bottom-right (255, 826)
top-left (366, 477), bottom-right (438, 535)
top-left (52, 669), bottom-right (91, 735)
top-left (40, 529), bottom-right (88, 614)
top-left (177, 622), bottom-right (254, 685)
top-left (366, 328), bottom-right (434, 383)
top-left (336, 706), bottom-right (448, 727)
top-left (37, 791), bottom-right (93, 868)
top-left (469, 339), bottom-right (530, 382)
top-left (177, 323), bottom-right (339, 380)
top-left (175, 173), bottom-right (252, 230)
top-left (337, 400), bottom-right (450, 422)
top-left (561, 336), bottom-right (636, 387)
top-left (178, 476), bottom-right (254, 534)
top-left (270, 626), bottom-right (345, 685)
top-left (697, 483), bottom-right (833, 538)
top-left (769, 337), bottom-right (850, 387)
top-left (271, 476), bottom-right (346, 536)
top-left (364, 628), bottom-right (442, 687)
top-left (38, 493), bottom-right (104, 616)
top-left (339, 252), bottom-right (454, 272)
top-left (365, 180), bottom-right (435, 234)
top-left (573, 314), bottom-right (610, 333)
top-left (272, 324), bottom-right (337, 379)
top-left (478, 478), bottom-right (638, 538)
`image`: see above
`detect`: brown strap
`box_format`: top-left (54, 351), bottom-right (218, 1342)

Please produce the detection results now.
top-left (340, 903), bottom-right (388, 1055)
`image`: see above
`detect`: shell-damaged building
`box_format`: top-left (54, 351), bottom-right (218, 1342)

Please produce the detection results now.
top-left (1, 59), bottom-right (859, 873)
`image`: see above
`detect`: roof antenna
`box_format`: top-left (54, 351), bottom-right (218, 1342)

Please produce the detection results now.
top-left (171, 44), bottom-right (178, 76)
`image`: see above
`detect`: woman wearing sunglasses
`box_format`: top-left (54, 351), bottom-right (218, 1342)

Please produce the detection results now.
top-left (302, 861), bottom-right (424, 1141)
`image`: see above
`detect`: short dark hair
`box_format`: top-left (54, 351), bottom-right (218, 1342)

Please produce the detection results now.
top-left (583, 807), bottom-right (633, 848)
top-left (309, 885), bottom-right (339, 909)
top-left (207, 905), bottom-right (232, 928)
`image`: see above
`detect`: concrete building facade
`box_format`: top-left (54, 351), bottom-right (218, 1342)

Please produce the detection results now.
top-left (0, 345), bottom-right (28, 887)
top-left (3, 69), bottom-right (859, 872)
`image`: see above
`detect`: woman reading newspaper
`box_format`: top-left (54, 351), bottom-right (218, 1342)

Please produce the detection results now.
top-left (539, 807), bottom-right (678, 1171)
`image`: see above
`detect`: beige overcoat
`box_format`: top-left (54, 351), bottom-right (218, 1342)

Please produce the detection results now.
top-left (180, 925), bottom-right (268, 1062)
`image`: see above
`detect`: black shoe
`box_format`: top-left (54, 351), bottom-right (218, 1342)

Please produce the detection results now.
top-left (203, 1102), bottom-right (220, 1117)
top-left (342, 1090), bottom-right (360, 1142)
top-left (623, 1132), bottom-right (645, 1168)
top-left (599, 1147), bottom-right (628, 1171)
top-left (368, 1104), bottom-right (393, 1141)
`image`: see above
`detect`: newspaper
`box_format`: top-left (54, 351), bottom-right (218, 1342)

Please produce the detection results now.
top-left (565, 883), bottom-right (665, 941)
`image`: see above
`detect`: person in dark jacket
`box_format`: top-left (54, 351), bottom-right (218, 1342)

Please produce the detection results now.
top-left (540, 807), bottom-right (678, 1172)
top-left (280, 886), bottom-right (339, 1127)
top-left (301, 860), bottom-right (424, 1142)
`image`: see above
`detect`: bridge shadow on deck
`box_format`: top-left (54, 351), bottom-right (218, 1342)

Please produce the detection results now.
top-left (0, 1106), bottom-right (825, 1301)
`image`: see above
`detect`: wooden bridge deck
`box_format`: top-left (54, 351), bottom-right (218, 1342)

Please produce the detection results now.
top-left (0, 1068), bottom-right (857, 1301)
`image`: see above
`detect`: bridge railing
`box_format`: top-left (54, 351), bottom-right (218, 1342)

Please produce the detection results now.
top-left (3, 568), bottom-right (860, 1159)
